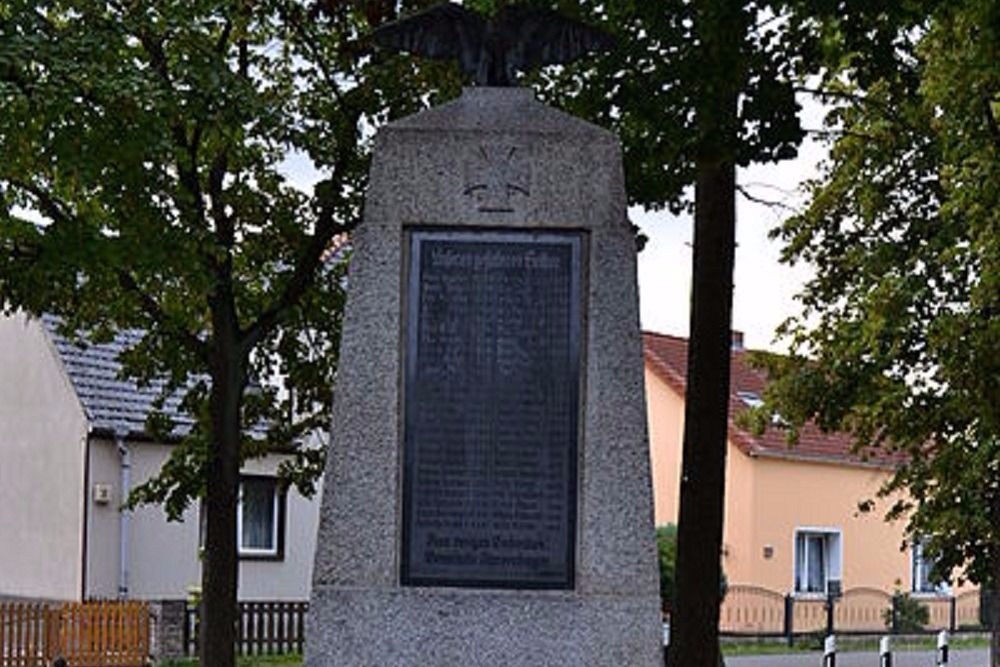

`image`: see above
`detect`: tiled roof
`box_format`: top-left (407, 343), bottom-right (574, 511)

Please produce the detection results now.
top-left (643, 330), bottom-right (900, 468)
top-left (41, 315), bottom-right (193, 439)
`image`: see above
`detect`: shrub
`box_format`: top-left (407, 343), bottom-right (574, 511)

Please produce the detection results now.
top-left (656, 524), bottom-right (727, 615)
top-left (882, 594), bottom-right (930, 632)
top-left (656, 524), bottom-right (678, 613)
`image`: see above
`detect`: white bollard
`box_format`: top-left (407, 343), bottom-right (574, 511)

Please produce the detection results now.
top-left (879, 635), bottom-right (892, 667)
top-left (823, 634), bottom-right (836, 667)
top-left (937, 629), bottom-right (949, 665)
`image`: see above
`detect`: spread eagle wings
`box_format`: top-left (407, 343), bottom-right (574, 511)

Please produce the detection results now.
top-left (373, 2), bottom-right (613, 85)
top-left (372, 3), bottom-right (486, 78)
top-left (496, 5), bottom-right (616, 73)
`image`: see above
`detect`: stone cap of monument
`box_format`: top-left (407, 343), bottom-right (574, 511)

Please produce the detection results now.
top-left (387, 86), bottom-right (616, 140)
top-left (365, 86), bottom-right (625, 230)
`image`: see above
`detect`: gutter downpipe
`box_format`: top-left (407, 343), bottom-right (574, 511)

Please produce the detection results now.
top-left (115, 426), bottom-right (131, 599)
top-left (81, 426), bottom-right (92, 601)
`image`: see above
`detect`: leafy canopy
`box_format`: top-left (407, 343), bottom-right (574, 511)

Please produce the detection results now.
top-left (756, 0), bottom-right (999, 587)
top-left (0, 0), bottom-right (461, 517)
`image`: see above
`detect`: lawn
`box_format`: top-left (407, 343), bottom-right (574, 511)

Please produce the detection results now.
top-left (163, 655), bottom-right (302, 667)
top-left (721, 633), bottom-right (989, 656)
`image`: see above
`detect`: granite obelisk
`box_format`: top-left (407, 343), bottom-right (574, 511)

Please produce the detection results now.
top-left (305, 85), bottom-right (662, 666)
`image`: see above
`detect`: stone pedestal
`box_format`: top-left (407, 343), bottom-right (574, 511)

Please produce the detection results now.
top-left (306, 87), bottom-right (661, 666)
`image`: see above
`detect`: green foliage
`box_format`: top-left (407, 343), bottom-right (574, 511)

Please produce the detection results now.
top-left (536, 0), bottom-right (806, 214)
top-left (657, 524), bottom-right (679, 612)
top-left (656, 524), bottom-right (726, 613)
top-left (883, 594), bottom-right (930, 633)
top-left (0, 0), bottom-right (459, 517)
top-left (163, 656), bottom-right (300, 667)
top-left (755, 0), bottom-right (1000, 591)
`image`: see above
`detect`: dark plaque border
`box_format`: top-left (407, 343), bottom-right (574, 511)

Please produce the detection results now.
top-left (401, 228), bottom-right (583, 590)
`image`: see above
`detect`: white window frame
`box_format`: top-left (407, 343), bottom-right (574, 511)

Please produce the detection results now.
top-left (911, 539), bottom-right (950, 596)
top-left (792, 527), bottom-right (843, 597)
top-left (737, 391), bottom-right (764, 408)
top-left (236, 477), bottom-right (281, 559)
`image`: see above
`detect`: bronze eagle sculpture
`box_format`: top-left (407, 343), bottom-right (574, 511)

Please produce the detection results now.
top-left (372, 2), bottom-right (615, 87)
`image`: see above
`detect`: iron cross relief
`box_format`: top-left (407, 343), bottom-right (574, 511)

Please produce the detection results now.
top-left (463, 145), bottom-right (530, 213)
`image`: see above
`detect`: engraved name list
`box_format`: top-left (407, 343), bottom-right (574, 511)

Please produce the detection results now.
top-left (402, 230), bottom-right (583, 589)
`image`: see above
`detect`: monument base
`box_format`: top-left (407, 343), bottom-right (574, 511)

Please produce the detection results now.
top-left (308, 587), bottom-right (662, 666)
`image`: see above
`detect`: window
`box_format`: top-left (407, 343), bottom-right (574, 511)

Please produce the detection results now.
top-left (737, 391), bottom-right (764, 408)
top-left (912, 540), bottom-right (948, 595)
top-left (794, 529), bottom-right (842, 595)
top-left (238, 477), bottom-right (284, 559)
top-left (737, 390), bottom-right (788, 427)
top-left (199, 476), bottom-right (286, 560)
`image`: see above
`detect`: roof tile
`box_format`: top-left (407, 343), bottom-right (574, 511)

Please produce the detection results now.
top-left (41, 315), bottom-right (192, 439)
top-left (643, 330), bottom-right (900, 468)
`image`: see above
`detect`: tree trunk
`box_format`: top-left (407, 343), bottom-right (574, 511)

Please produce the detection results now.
top-left (991, 546), bottom-right (1000, 667)
top-left (200, 329), bottom-right (245, 667)
top-left (667, 3), bottom-right (744, 666)
top-left (667, 154), bottom-right (737, 667)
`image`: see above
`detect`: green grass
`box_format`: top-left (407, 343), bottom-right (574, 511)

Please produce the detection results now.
top-left (162, 655), bottom-right (301, 667)
top-left (721, 633), bottom-right (990, 657)
top-left (164, 635), bottom-right (991, 663)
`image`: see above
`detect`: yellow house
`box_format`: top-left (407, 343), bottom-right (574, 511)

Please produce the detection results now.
top-left (644, 330), bottom-right (935, 598)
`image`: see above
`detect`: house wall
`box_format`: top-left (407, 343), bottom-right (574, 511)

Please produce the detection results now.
top-left (645, 369), bottom-right (684, 526)
top-left (86, 437), bottom-right (125, 597)
top-left (85, 439), bottom-right (320, 600)
top-left (720, 441), bottom-right (757, 588)
top-left (239, 456), bottom-right (321, 600)
top-left (644, 358), bottom-right (930, 596)
top-left (0, 314), bottom-right (88, 600)
top-left (742, 456), bottom-right (903, 593)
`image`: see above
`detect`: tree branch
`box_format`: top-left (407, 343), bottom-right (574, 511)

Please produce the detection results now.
top-left (207, 147), bottom-right (232, 247)
top-left (984, 96), bottom-right (1000, 148)
top-left (216, 18), bottom-right (234, 54)
top-left (0, 62), bottom-right (36, 101)
top-left (4, 178), bottom-right (210, 363)
top-left (6, 178), bottom-right (76, 226)
top-left (239, 213), bottom-right (343, 353)
top-left (804, 127), bottom-right (878, 142)
top-left (793, 85), bottom-right (868, 104)
top-left (736, 183), bottom-right (796, 211)
top-left (284, 3), bottom-right (350, 107)
top-left (117, 270), bottom-right (210, 364)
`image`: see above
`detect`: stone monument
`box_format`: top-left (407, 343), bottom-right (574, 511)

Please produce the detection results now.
top-left (305, 85), bottom-right (662, 665)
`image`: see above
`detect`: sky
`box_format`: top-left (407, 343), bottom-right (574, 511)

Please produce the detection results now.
top-left (635, 95), bottom-right (827, 352)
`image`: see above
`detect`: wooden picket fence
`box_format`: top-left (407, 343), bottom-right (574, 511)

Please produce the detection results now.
top-left (0, 600), bottom-right (150, 667)
top-left (184, 601), bottom-right (308, 656)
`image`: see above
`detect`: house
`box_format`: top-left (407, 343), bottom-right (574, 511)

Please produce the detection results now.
top-left (0, 313), bottom-right (320, 602)
top-left (643, 330), bottom-right (941, 598)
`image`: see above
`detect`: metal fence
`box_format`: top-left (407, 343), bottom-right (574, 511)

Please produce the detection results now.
top-left (718, 585), bottom-right (989, 642)
top-left (184, 601), bottom-right (308, 656)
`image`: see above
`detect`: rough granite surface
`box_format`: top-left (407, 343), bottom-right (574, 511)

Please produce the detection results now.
top-left (306, 86), bottom-right (661, 666)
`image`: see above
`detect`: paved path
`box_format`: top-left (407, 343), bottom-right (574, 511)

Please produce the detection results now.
top-left (726, 648), bottom-right (987, 667)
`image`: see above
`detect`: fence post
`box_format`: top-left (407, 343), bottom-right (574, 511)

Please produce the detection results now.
top-left (879, 636), bottom-right (892, 667)
top-left (936, 629), bottom-right (949, 665)
top-left (823, 634), bottom-right (836, 667)
top-left (151, 599), bottom-right (187, 663)
top-left (949, 595), bottom-right (957, 632)
top-left (783, 594), bottom-right (794, 647)
top-left (982, 589), bottom-right (992, 630)
top-left (890, 594), bottom-right (900, 634)
top-left (825, 593), bottom-right (835, 636)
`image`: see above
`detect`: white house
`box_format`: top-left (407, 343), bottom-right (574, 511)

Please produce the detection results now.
top-left (0, 313), bottom-right (321, 602)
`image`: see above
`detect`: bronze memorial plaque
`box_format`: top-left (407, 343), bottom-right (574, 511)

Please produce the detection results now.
top-left (402, 229), bottom-right (582, 589)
